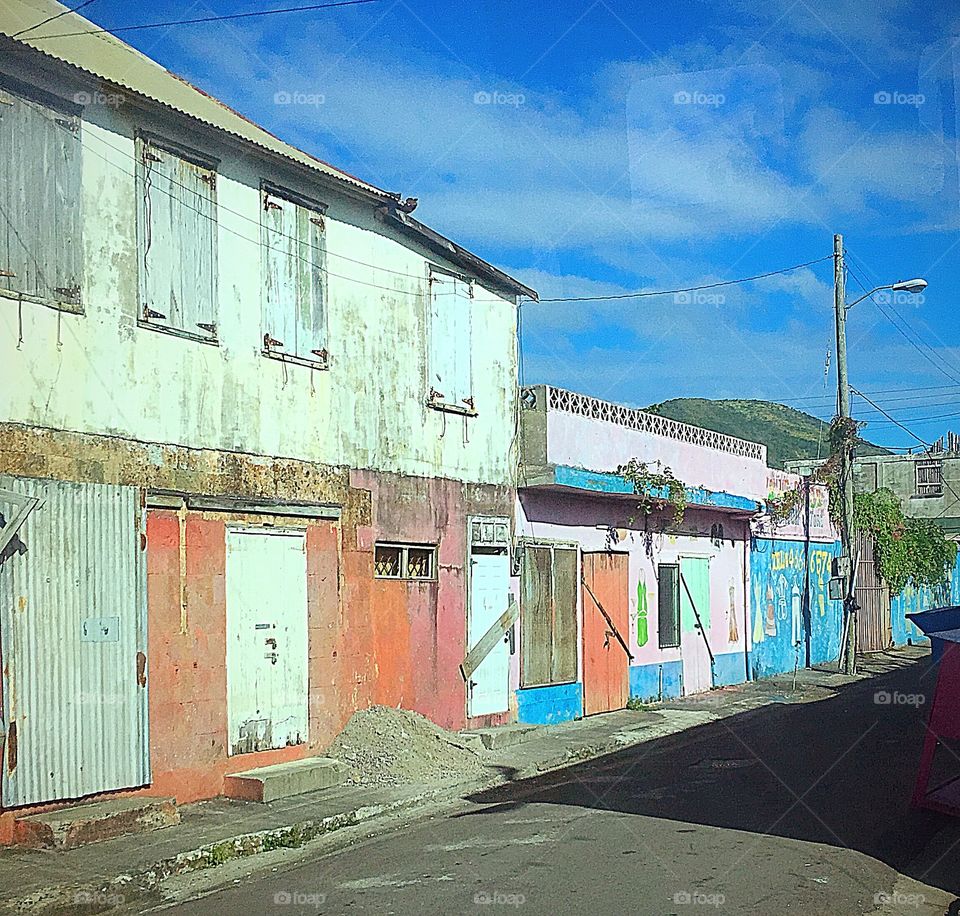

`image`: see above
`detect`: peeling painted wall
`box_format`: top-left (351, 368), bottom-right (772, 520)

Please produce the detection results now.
top-left (0, 72), bottom-right (519, 489)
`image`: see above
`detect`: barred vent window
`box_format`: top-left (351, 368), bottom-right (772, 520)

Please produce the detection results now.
top-left (916, 460), bottom-right (943, 497)
top-left (374, 544), bottom-right (436, 580)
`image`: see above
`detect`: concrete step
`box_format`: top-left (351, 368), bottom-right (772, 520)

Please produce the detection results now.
top-left (223, 757), bottom-right (345, 803)
top-left (465, 724), bottom-right (543, 751)
top-left (13, 796), bottom-right (179, 849)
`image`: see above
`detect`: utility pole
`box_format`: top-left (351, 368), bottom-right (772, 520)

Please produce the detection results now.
top-left (834, 233), bottom-right (857, 675)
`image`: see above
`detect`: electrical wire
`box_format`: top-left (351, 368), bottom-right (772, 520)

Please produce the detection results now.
top-left (534, 256), bottom-right (834, 303)
top-left (852, 387), bottom-right (960, 518)
top-left (845, 251), bottom-right (960, 387)
top-left (10, 0), bottom-right (99, 38)
top-left (23, 0), bottom-right (383, 41)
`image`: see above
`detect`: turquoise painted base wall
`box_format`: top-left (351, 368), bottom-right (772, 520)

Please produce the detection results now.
top-left (750, 538), bottom-right (843, 679)
top-left (516, 682), bottom-right (583, 724)
top-left (629, 660), bottom-right (683, 702)
top-left (891, 554), bottom-right (960, 646)
top-left (713, 650), bottom-right (748, 687)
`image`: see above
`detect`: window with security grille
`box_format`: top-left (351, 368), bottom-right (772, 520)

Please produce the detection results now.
top-left (916, 460), bottom-right (943, 497)
top-left (0, 85), bottom-right (81, 309)
top-left (658, 564), bottom-right (680, 649)
top-left (374, 544), bottom-right (436, 580)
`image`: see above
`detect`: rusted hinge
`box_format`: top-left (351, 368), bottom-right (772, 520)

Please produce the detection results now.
top-left (143, 305), bottom-right (166, 321)
top-left (142, 150), bottom-right (162, 163)
top-left (0, 268), bottom-right (16, 279)
top-left (429, 387), bottom-right (446, 402)
top-left (264, 333), bottom-right (284, 349)
top-left (199, 173), bottom-right (216, 188)
top-left (311, 347), bottom-right (328, 362)
top-left (196, 321), bottom-right (217, 336)
top-left (54, 285), bottom-right (80, 301)
top-left (462, 396), bottom-right (475, 410)
top-left (263, 197), bottom-right (282, 211)
top-left (309, 215), bottom-right (325, 229)
top-left (55, 117), bottom-right (79, 134)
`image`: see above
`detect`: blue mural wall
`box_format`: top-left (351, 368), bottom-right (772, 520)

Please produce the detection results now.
top-left (891, 553), bottom-right (960, 646)
top-left (749, 538), bottom-right (843, 679)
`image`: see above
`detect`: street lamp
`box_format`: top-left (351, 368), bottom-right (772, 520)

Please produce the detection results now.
top-left (845, 278), bottom-right (928, 309)
top-left (833, 233), bottom-right (928, 674)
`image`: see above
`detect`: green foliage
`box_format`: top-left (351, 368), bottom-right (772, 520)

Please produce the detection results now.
top-left (853, 489), bottom-right (957, 593)
top-left (618, 458), bottom-right (687, 528)
top-left (646, 398), bottom-right (890, 470)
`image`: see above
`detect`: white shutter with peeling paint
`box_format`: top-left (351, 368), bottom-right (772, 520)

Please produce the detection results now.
top-left (0, 88), bottom-right (81, 306)
top-left (429, 272), bottom-right (457, 403)
top-left (262, 190), bottom-right (326, 361)
top-left (451, 278), bottom-right (473, 406)
top-left (137, 138), bottom-right (217, 338)
top-left (262, 191), bottom-right (298, 352)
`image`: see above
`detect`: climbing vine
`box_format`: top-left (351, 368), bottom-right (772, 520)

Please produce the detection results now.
top-left (618, 458), bottom-right (688, 529)
top-left (764, 415), bottom-right (957, 595)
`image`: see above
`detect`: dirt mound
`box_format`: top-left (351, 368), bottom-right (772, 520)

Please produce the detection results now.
top-left (327, 705), bottom-right (489, 787)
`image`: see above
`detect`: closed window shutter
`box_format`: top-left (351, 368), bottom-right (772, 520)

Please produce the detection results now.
top-left (299, 208), bottom-right (326, 359)
top-left (452, 278), bottom-right (472, 406)
top-left (261, 191), bottom-right (297, 352)
top-left (137, 139), bottom-right (217, 337)
top-left (429, 274), bottom-right (456, 401)
top-left (0, 90), bottom-right (81, 304)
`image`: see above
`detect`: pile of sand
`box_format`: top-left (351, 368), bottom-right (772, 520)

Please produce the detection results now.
top-left (327, 705), bottom-right (489, 787)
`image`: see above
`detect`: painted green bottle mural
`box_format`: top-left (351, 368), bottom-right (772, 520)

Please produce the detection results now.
top-left (637, 573), bottom-right (649, 647)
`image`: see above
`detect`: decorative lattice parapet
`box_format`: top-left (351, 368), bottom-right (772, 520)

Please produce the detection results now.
top-left (521, 385), bottom-right (766, 463)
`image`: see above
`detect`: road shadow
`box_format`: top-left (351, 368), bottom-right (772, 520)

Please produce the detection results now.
top-left (464, 654), bottom-right (960, 898)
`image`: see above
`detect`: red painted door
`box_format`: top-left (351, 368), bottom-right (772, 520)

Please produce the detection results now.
top-left (581, 552), bottom-right (630, 716)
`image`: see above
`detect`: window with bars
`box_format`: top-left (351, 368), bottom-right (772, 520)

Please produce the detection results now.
top-left (374, 543), bottom-right (436, 580)
top-left (916, 460), bottom-right (943, 497)
top-left (0, 85), bottom-right (82, 309)
top-left (657, 563), bottom-right (680, 649)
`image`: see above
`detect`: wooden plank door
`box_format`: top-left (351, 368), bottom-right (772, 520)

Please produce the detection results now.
top-left (581, 552), bottom-right (630, 716)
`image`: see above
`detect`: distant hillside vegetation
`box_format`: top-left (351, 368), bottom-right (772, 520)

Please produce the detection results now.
top-left (645, 398), bottom-right (891, 470)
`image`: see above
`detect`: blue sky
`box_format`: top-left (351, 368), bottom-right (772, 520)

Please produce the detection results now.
top-left (74, 0), bottom-right (960, 448)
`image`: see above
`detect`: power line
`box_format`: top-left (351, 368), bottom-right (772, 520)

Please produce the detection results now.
top-left (845, 251), bottom-right (960, 387)
top-left (780, 382), bottom-right (960, 406)
top-left (533, 256), bottom-right (834, 303)
top-left (852, 387), bottom-right (960, 518)
top-left (10, 0), bottom-right (99, 38)
top-left (22, 0), bottom-right (383, 41)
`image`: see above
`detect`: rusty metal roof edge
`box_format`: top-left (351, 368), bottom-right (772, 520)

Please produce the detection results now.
top-left (380, 208), bottom-right (538, 301)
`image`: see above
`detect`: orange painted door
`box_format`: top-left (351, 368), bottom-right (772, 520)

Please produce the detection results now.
top-left (581, 552), bottom-right (630, 716)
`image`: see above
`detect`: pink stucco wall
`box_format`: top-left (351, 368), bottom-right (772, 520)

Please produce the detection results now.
top-left (545, 410), bottom-right (768, 501)
top-left (515, 491), bottom-right (752, 691)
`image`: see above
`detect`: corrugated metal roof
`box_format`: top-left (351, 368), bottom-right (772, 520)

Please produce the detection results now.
top-left (0, 0), bottom-right (394, 199)
top-left (0, 0), bottom-right (537, 299)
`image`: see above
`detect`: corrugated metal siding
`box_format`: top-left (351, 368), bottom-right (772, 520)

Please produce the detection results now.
top-left (0, 477), bottom-right (149, 807)
top-left (855, 531), bottom-right (892, 654)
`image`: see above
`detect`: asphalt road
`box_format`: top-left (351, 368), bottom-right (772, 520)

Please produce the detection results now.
top-left (151, 656), bottom-right (960, 916)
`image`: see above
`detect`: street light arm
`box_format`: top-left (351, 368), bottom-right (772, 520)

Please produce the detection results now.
top-left (845, 285), bottom-right (892, 310)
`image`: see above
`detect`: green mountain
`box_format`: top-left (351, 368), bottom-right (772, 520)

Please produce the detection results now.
top-left (645, 398), bottom-right (891, 470)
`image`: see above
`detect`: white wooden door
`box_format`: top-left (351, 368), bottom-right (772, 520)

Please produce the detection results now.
top-left (226, 529), bottom-right (308, 755)
top-left (468, 551), bottom-right (511, 716)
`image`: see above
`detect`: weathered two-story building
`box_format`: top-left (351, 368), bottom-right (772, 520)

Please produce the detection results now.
top-left (0, 0), bottom-right (534, 837)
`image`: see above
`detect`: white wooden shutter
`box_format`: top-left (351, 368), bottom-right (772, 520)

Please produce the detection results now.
top-left (429, 273), bottom-right (456, 402)
top-left (451, 278), bottom-right (473, 406)
top-left (300, 209), bottom-right (327, 360)
top-left (0, 89), bottom-right (81, 305)
top-left (261, 190), bottom-right (297, 352)
top-left (137, 139), bottom-right (216, 337)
